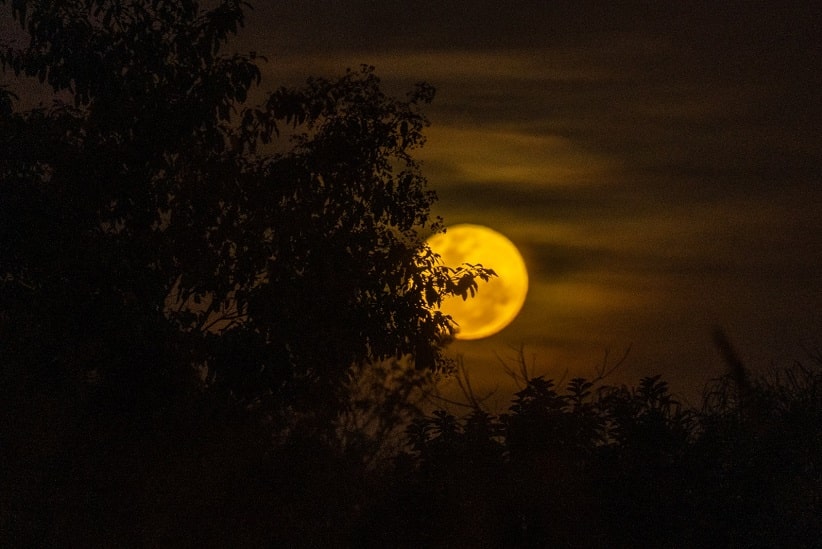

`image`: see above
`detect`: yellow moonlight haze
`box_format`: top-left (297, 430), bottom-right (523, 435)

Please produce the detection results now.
top-left (427, 224), bottom-right (529, 340)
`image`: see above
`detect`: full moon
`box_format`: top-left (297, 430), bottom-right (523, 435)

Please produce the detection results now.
top-left (426, 224), bottom-right (529, 340)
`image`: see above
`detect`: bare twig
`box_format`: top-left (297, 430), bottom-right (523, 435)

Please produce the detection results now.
top-left (592, 344), bottom-right (631, 384)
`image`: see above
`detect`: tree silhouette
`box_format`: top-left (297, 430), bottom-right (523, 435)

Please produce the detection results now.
top-left (0, 0), bottom-right (493, 413)
top-left (0, 0), bottom-right (492, 544)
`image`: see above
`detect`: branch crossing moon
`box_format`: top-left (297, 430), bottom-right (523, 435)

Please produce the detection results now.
top-left (426, 224), bottom-right (528, 340)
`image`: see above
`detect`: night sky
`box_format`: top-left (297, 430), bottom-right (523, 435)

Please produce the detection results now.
top-left (241, 2), bottom-right (822, 403)
top-left (5, 2), bottom-right (822, 403)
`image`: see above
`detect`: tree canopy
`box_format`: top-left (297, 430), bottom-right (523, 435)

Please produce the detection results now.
top-left (0, 0), bottom-right (492, 423)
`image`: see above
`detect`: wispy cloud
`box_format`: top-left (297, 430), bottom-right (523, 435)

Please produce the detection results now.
top-left (421, 126), bottom-right (618, 187)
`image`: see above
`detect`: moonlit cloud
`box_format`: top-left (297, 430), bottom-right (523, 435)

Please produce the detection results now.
top-left (421, 126), bottom-right (617, 187)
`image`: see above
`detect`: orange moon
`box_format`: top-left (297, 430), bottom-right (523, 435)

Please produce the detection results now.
top-left (426, 224), bottom-right (529, 340)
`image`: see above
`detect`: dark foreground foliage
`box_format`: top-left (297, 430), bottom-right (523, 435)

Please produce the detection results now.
top-left (358, 365), bottom-right (822, 548)
top-left (4, 356), bottom-right (820, 547)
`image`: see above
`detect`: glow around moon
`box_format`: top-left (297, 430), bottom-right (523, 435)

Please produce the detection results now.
top-left (426, 224), bottom-right (529, 340)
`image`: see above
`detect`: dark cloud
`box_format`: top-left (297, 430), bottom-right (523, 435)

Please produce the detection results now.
top-left (249, 2), bottom-right (822, 58)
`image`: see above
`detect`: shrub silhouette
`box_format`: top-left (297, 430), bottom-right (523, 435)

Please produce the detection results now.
top-left (359, 362), bottom-right (822, 548)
